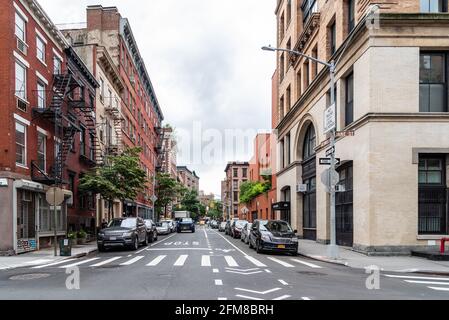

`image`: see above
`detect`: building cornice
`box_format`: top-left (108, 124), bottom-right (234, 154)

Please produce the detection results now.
top-left (97, 46), bottom-right (125, 93)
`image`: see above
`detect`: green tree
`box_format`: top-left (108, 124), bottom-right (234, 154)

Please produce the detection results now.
top-left (207, 200), bottom-right (223, 220)
top-left (154, 173), bottom-right (185, 218)
top-left (239, 177), bottom-right (272, 204)
top-left (178, 189), bottom-right (202, 220)
top-left (78, 147), bottom-right (147, 221)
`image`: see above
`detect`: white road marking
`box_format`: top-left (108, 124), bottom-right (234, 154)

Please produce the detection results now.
top-left (245, 256), bottom-right (267, 267)
top-left (215, 279), bottom-right (223, 286)
top-left (273, 295), bottom-right (291, 300)
top-left (235, 287), bottom-right (281, 295)
top-left (213, 231), bottom-right (248, 256)
top-left (147, 255), bottom-right (167, 266)
top-left (149, 233), bottom-right (177, 247)
top-left (278, 280), bottom-right (288, 286)
top-left (225, 267), bottom-right (259, 272)
top-left (24, 259), bottom-right (53, 265)
top-left (135, 248), bottom-right (147, 254)
top-left (174, 255), bottom-right (188, 266)
top-left (90, 257), bottom-right (122, 267)
top-left (201, 255), bottom-right (211, 267)
top-left (224, 256), bottom-right (239, 267)
top-left (147, 248), bottom-right (210, 251)
top-left (59, 258), bottom-right (100, 268)
top-left (32, 259), bottom-right (77, 269)
top-left (218, 298), bottom-right (228, 300)
top-left (120, 256), bottom-right (144, 266)
top-left (405, 280), bottom-right (449, 286)
top-left (213, 268), bottom-right (219, 273)
top-left (265, 269), bottom-right (272, 273)
top-left (236, 295), bottom-right (263, 301)
top-left (428, 287), bottom-right (449, 291)
top-left (267, 257), bottom-right (295, 268)
top-left (385, 274), bottom-right (449, 281)
top-left (302, 297), bottom-right (311, 300)
top-left (203, 228), bottom-right (208, 239)
top-left (226, 270), bottom-right (263, 275)
top-left (290, 258), bottom-right (322, 269)
top-left (193, 241), bottom-right (200, 246)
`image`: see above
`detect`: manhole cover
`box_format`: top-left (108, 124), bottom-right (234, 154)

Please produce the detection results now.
top-left (10, 273), bottom-right (50, 281)
top-left (296, 271), bottom-right (327, 276)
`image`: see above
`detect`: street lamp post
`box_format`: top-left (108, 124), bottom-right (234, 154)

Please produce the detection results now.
top-left (262, 46), bottom-right (339, 259)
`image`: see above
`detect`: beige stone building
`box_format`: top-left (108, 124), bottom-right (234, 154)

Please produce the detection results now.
top-left (274, 0), bottom-right (449, 254)
top-left (177, 166), bottom-right (200, 193)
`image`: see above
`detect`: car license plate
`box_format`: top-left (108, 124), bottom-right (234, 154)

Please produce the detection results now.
top-left (277, 245), bottom-right (286, 249)
top-left (110, 237), bottom-right (117, 241)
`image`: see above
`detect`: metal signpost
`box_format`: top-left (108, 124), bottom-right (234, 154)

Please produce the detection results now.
top-left (46, 187), bottom-right (65, 256)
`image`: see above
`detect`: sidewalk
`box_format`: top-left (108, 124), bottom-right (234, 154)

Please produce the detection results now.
top-left (298, 240), bottom-right (449, 275)
top-left (0, 243), bottom-right (97, 271)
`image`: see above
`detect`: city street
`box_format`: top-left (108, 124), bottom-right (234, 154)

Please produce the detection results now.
top-left (0, 226), bottom-right (448, 300)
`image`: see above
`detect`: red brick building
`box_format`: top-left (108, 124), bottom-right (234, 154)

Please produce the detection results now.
top-left (0, 0), bottom-right (98, 255)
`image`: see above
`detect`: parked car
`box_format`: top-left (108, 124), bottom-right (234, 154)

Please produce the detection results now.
top-left (225, 218), bottom-right (238, 235)
top-left (210, 220), bottom-right (219, 229)
top-left (219, 222), bottom-right (227, 232)
top-left (97, 217), bottom-right (148, 252)
top-left (177, 218), bottom-right (195, 233)
top-left (231, 220), bottom-right (248, 239)
top-left (249, 220), bottom-right (298, 255)
top-left (162, 219), bottom-right (176, 233)
top-left (156, 221), bottom-right (171, 235)
top-left (241, 223), bottom-right (252, 244)
top-left (144, 219), bottom-right (158, 243)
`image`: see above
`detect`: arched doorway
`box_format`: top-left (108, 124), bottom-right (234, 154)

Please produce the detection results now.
top-left (302, 124), bottom-right (317, 240)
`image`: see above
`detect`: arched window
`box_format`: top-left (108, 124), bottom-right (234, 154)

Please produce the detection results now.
top-left (303, 125), bottom-right (316, 160)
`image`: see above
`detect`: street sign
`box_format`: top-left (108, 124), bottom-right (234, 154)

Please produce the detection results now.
top-left (325, 147), bottom-right (335, 157)
top-left (321, 169), bottom-right (340, 193)
top-left (319, 158), bottom-right (341, 166)
top-left (46, 187), bottom-right (65, 206)
top-left (324, 104), bottom-right (336, 134)
top-left (150, 195), bottom-right (158, 203)
top-left (336, 130), bottom-right (355, 138)
top-left (241, 206), bottom-right (249, 214)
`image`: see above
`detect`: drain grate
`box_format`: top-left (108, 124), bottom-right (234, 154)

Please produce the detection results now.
top-left (10, 273), bottom-right (50, 281)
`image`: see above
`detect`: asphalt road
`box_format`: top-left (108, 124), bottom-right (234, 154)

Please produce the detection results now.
top-left (0, 226), bottom-right (448, 300)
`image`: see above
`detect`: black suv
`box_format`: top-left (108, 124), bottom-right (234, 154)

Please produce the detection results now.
top-left (97, 217), bottom-right (148, 252)
top-left (249, 220), bottom-right (298, 255)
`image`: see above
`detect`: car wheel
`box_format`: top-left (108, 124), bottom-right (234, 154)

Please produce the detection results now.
top-left (132, 237), bottom-right (139, 251)
top-left (148, 232), bottom-right (154, 243)
top-left (143, 235), bottom-right (149, 246)
top-left (98, 244), bottom-right (105, 252)
top-left (154, 233), bottom-right (158, 241)
top-left (249, 239), bottom-right (253, 249)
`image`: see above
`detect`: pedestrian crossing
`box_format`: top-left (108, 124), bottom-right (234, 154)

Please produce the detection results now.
top-left (31, 254), bottom-right (325, 271)
top-left (385, 274), bottom-right (449, 293)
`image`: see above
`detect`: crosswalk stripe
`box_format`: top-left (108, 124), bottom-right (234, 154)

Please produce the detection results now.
top-left (405, 280), bottom-right (449, 286)
top-left (224, 256), bottom-right (238, 267)
top-left (59, 258), bottom-right (100, 268)
top-left (201, 255), bottom-right (211, 267)
top-left (245, 256), bottom-right (267, 267)
top-left (267, 257), bottom-right (294, 268)
top-left (120, 256), bottom-right (144, 266)
top-left (385, 274), bottom-right (449, 281)
top-left (32, 259), bottom-right (78, 269)
top-left (90, 257), bottom-right (122, 267)
top-left (428, 287), bottom-right (449, 292)
top-left (290, 258), bottom-right (322, 269)
top-left (147, 255), bottom-right (167, 266)
top-left (174, 255), bottom-right (188, 266)
top-left (215, 279), bottom-right (223, 286)
top-left (236, 295), bottom-right (263, 301)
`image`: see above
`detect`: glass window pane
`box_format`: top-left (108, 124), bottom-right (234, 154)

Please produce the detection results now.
top-left (427, 171), bottom-right (442, 184)
top-left (15, 62), bottom-right (26, 99)
top-left (430, 55), bottom-right (444, 82)
top-left (420, 55), bottom-right (431, 82)
top-left (15, 13), bottom-right (25, 41)
top-left (419, 159), bottom-right (426, 170)
top-left (429, 84), bottom-right (446, 112)
top-left (419, 172), bottom-right (427, 184)
top-left (427, 159), bottom-right (442, 170)
top-left (419, 84), bottom-right (430, 112)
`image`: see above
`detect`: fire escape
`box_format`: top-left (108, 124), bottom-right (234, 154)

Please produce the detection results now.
top-left (31, 72), bottom-right (97, 186)
top-left (103, 99), bottom-right (123, 162)
top-left (155, 126), bottom-right (166, 174)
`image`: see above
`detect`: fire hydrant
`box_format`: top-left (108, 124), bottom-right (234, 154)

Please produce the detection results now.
top-left (441, 238), bottom-right (449, 254)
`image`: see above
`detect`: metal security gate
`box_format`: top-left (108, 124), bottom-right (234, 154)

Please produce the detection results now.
top-left (302, 157), bottom-right (317, 241)
top-left (336, 163), bottom-right (353, 247)
top-left (418, 187), bottom-right (447, 234)
top-left (17, 190), bottom-right (37, 253)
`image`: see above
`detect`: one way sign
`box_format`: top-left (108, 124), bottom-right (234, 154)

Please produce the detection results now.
top-left (319, 158), bottom-right (341, 166)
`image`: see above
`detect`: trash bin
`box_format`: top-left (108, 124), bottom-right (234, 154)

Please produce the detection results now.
top-left (59, 239), bottom-right (72, 257)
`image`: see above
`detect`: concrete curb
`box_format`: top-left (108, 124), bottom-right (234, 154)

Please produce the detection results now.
top-left (299, 251), bottom-right (449, 275)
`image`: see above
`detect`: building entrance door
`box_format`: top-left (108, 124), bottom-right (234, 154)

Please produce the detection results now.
top-left (336, 163), bottom-right (354, 247)
top-left (17, 190), bottom-right (37, 253)
top-left (302, 158), bottom-right (317, 241)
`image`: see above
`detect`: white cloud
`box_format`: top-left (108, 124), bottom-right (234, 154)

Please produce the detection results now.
top-left (40, 0), bottom-right (276, 196)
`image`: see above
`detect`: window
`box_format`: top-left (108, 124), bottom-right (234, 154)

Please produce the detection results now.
top-left (303, 125), bottom-right (316, 160)
top-left (420, 0), bottom-right (447, 12)
top-left (302, 0), bottom-right (318, 24)
top-left (15, 62), bottom-right (27, 100)
top-left (233, 180), bottom-right (238, 189)
top-left (280, 53), bottom-right (285, 81)
top-left (279, 13), bottom-right (285, 40)
top-left (280, 138), bottom-right (285, 169)
top-left (80, 127), bottom-right (86, 156)
top-left (348, 0), bottom-right (355, 33)
top-left (233, 191), bottom-right (239, 202)
top-left (108, 89), bottom-right (113, 107)
top-left (297, 70), bottom-right (302, 98)
top-left (280, 96), bottom-right (285, 119)
top-left (419, 158), bottom-right (444, 185)
top-left (345, 72), bottom-right (354, 126)
top-left (420, 53), bottom-right (447, 112)
top-left (100, 78), bottom-right (105, 102)
top-left (303, 61), bottom-right (310, 89)
top-left (15, 12), bottom-right (26, 42)
top-left (38, 195), bottom-right (50, 232)
top-left (286, 133), bottom-right (291, 165)
top-left (233, 168), bottom-right (238, 178)
top-left (37, 82), bottom-right (45, 109)
top-left (312, 46), bottom-right (318, 79)
top-left (15, 122), bottom-right (26, 166)
top-left (286, 86), bottom-right (291, 111)
top-left (53, 56), bottom-right (62, 75)
top-left (286, 0), bottom-right (292, 24)
top-left (242, 168), bottom-right (247, 178)
top-left (329, 21), bottom-right (336, 56)
top-left (36, 36), bottom-right (45, 63)
top-left (37, 133), bottom-right (46, 172)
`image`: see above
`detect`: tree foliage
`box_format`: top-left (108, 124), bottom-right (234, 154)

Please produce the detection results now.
top-left (155, 173), bottom-right (185, 216)
top-left (239, 177), bottom-right (272, 204)
top-left (207, 200), bottom-right (223, 220)
top-left (177, 189), bottom-right (202, 220)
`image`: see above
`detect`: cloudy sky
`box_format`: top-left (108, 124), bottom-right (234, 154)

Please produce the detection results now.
top-left (41, 0), bottom-right (277, 197)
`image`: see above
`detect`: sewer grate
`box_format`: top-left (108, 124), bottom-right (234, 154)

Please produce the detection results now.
top-left (10, 273), bottom-right (51, 281)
